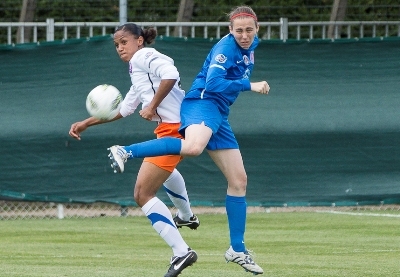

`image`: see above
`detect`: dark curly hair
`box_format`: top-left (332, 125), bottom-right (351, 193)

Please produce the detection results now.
top-left (114, 23), bottom-right (157, 45)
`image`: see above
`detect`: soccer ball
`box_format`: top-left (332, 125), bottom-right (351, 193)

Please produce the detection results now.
top-left (86, 84), bottom-right (123, 120)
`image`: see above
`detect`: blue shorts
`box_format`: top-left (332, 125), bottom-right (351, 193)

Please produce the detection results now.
top-left (179, 99), bottom-right (239, 150)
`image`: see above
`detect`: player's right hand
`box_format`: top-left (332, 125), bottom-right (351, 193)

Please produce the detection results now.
top-left (69, 122), bottom-right (87, 140)
top-left (250, 81), bottom-right (270, 94)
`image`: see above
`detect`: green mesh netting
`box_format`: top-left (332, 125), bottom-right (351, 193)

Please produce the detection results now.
top-left (1, 36), bottom-right (400, 206)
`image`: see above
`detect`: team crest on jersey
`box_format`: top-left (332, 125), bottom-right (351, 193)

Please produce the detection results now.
top-left (145, 52), bottom-right (153, 59)
top-left (215, 54), bottom-right (227, 63)
top-left (250, 51), bottom-right (254, 63)
top-left (243, 68), bottom-right (251, 79)
top-left (129, 61), bottom-right (132, 73)
top-left (243, 55), bottom-right (250, 65)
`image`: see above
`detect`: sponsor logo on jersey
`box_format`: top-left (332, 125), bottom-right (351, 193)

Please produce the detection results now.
top-left (243, 68), bottom-right (250, 79)
top-left (215, 53), bottom-right (227, 63)
top-left (243, 55), bottom-right (250, 65)
top-left (145, 52), bottom-right (154, 59)
top-left (250, 51), bottom-right (254, 63)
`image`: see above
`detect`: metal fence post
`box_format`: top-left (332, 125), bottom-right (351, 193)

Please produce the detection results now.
top-left (120, 206), bottom-right (128, 216)
top-left (57, 203), bottom-right (64, 219)
top-left (46, 18), bottom-right (54, 41)
top-left (119, 0), bottom-right (127, 25)
top-left (280, 17), bottom-right (288, 41)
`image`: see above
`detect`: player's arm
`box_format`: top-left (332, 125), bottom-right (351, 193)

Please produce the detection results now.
top-left (205, 47), bottom-right (250, 94)
top-left (69, 113), bottom-right (123, 140)
top-left (139, 79), bottom-right (177, 120)
top-left (138, 51), bottom-right (181, 120)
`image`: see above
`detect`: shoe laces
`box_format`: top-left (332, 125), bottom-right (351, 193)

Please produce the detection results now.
top-left (190, 215), bottom-right (198, 221)
top-left (243, 249), bottom-right (257, 264)
top-left (116, 147), bottom-right (129, 162)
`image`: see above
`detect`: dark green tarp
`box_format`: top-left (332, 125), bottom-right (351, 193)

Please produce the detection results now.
top-left (1, 36), bottom-right (400, 206)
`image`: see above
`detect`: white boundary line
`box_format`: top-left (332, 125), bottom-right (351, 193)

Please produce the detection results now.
top-left (331, 249), bottom-right (400, 254)
top-left (316, 210), bottom-right (400, 218)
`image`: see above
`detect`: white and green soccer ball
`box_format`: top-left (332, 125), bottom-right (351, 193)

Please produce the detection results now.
top-left (86, 84), bottom-right (123, 120)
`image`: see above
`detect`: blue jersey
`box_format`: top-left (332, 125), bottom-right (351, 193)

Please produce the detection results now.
top-left (185, 33), bottom-right (259, 114)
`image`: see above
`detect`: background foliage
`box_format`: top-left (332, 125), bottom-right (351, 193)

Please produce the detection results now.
top-left (0, 0), bottom-right (399, 23)
top-left (1, 0), bottom-right (398, 43)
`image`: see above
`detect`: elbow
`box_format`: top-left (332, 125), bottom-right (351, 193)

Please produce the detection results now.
top-left (204, 79), bottom-right (220, 92)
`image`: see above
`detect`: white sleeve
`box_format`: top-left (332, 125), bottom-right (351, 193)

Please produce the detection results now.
top-left (137, 50), bottom-right (180, 80)
top-left (119, 85), bottom-right (141, 117)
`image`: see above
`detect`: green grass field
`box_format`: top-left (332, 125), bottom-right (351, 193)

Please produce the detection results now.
top-left (1, 212), bottom-right (400, 277)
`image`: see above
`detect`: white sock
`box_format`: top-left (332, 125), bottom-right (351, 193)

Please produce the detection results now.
top-left (163, 169), bottom-right (194, 221)
top-left (141, 197), bottom-right (189, 257)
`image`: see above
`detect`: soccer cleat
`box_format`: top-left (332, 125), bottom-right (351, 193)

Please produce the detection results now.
top-left (107, 145), bottom-right (128, 173)
top-left (173, 214), bottom-right (200, 230)
top-left (224, 246), bottom-right (264, 275)
top-left (164, 248), bottom-right (197, 277)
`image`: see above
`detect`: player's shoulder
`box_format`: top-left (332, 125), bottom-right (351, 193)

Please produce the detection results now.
top-left (137, 47), bottom-right (173, 63)
top-left (213, 34), bottom-right (235, 50)
top-left (210, 34), bottom-right (237, 62)
top-left (135, 47), bottom-right (158, 60)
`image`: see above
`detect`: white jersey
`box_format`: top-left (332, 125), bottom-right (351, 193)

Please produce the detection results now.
top-left (119, 47), bottom-right (185, 123)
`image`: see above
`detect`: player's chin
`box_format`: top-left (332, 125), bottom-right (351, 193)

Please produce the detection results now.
top-left (119, 54), bottom-right (129, 62)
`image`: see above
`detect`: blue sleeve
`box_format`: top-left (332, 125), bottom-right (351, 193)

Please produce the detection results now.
top-left (204, 44), bottom-right (251, 93)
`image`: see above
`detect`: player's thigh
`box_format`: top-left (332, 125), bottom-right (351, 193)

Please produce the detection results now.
top-left (135, 161), bottom-right (172, 197)
top-left (207, 148), bottom-right (247, 186)
top-left (181, 123), bottom-right (213, 155)
top-left (180, 99), bottom-right (219, 154)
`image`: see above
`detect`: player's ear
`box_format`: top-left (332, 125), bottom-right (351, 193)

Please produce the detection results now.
top-left (137, 36), bottom-right (144, 46)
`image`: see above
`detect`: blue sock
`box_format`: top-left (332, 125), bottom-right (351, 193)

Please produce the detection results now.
top-left (123, 137), bottom-right (181, 159)
top-left (226, 195), bottom-right (247, 252)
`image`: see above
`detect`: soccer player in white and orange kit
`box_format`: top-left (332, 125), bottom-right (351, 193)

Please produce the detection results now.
top-left (69, 23), bottom-right (197, 277)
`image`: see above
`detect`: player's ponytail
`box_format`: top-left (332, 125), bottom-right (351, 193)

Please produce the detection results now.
top-left (142, 28), bottom-right (157, 45)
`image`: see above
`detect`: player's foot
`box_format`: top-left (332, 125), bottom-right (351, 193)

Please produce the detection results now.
top-left (164, 248), bottom-right (197, 277)
top-left (173, 214), bottom-right (200, 230)
top-left (107, 145), bottom-right (128, 173)
top-left (224, 246), bottom-right (263, 275)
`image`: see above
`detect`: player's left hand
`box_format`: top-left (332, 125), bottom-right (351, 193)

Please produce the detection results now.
top-left (250, 81), bottom-right (270, 94)
top-left (69, 121), bottom-right (87, 140)
top-left (139, 107), bottom-right (155, 121)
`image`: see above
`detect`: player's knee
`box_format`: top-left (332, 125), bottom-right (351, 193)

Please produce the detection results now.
top-left (133, 190), bottom-right (142, 206)
top-left (237, 174), bottom-right (248, 189)
top-left (182, 142), bottom-right (205, 157)
top-left (228, 173), bottom-right (247, 192)
top-left (134, 185), bottom-right (155, 207)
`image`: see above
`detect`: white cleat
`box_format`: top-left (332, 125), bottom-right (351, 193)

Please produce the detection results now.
top-left (224, 246), bottom-right (264, 275)
top-left (107, 145), bottom-right (128, 173)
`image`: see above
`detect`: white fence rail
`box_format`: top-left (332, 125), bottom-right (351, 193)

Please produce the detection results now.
top-left (1, 18), bottom-right (400, 45)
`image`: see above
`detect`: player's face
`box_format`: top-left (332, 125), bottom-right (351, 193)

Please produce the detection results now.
top-left (113, 30), bottom-right (143, 62)
top-left (229, 17), bottom-right (259, 49)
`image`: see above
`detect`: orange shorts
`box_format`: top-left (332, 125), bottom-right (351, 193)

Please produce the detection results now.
top-left (143, 122), bottom-right (183, 172)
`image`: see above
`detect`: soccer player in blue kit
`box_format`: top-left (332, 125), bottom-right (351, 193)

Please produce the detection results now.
top-left (108, 6), bottom-right (270, 275)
